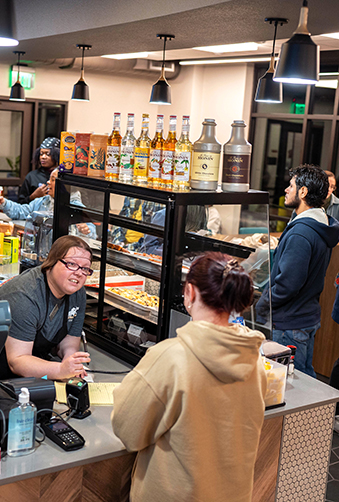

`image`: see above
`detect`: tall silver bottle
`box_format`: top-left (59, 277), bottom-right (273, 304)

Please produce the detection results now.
top-left (222, 120), bottom-right (251, 192)
top-left (190, 118), bottom-right (221, 190)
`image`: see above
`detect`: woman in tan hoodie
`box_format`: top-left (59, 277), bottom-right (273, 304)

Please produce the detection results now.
top-left (112, 252), bottom-right (267, 502)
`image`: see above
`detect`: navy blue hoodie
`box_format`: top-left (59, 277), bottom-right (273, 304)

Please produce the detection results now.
top-left (261, 214), bottom-right (339, 329)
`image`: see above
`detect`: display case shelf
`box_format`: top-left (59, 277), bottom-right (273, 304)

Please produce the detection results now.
top-left (54, 173), bottom-right (272, 366)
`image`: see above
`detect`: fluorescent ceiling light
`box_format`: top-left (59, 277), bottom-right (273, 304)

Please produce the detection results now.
top-left (319, 72), bottom-right (339, 76)
top-left (180, 56), bottom-right (277, 66)
top-left (315, 79), bottom-right (338, 89)
top-left (102, 52), bottom-right (149, 60)
top-left (320, 32), bottom-right (339, 39)
top-left (192, 42), bottom-right (259, 54)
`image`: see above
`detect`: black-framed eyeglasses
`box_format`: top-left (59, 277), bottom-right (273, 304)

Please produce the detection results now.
top-left (59, 259), bottom-right (93, 276)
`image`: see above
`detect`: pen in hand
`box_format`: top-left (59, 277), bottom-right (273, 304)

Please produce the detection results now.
top-left (82, 330), bottom-right (90, 366)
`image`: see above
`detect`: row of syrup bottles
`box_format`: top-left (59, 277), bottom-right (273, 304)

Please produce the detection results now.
top-left (105, 113), bottom-right (192, 190)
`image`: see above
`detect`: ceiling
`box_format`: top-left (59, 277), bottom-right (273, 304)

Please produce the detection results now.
top-left (2, 0), bottom-right (339, 67)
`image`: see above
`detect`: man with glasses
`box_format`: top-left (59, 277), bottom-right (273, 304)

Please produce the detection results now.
top-left (0, 235), bottom-right (92, 380)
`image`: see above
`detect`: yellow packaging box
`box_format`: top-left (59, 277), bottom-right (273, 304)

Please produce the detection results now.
top-left (3, 236), bottom-right (19, 263)
top-left (0, 232), bottom-right (4, 256)
top-left (59, 132), bottom-right (76, 173)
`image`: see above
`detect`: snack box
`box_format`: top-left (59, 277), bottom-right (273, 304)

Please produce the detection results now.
top-left (88, 134), bottom-right (108, 178)
top-left (264, 357), bottom-right (287, 409)
top-left (3, 236), bottom-right (19, 264)
top-left (59, 132), bottom-right (76, 173)
top-left (86, 274), bottom-right (145, 291)
top-left (74, 133), bottom-right (90, 175)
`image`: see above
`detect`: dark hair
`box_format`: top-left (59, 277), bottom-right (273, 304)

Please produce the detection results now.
top-left (32, 146), bottom-right (60, 169)
top-left (185, 252), bottom-right (253, 314)
top-left (185, 206), bottom-right (207, 232)
top-left (289, 164), bottom-right (329, 208)
top-left (41, 235), bottom-right (92, 272)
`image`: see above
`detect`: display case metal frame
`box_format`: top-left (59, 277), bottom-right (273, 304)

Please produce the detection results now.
top-left (54, 173), bottom-right (270, 365)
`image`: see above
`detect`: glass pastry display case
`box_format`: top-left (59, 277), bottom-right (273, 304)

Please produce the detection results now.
top-left (53, 173), bottom-right (272, 365)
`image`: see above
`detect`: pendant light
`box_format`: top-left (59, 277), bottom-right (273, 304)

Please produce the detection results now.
top-left (274, 0), bottom-right (319, 85)
top-left (9, 51), bottom-right (25, 101)
top-left (255, 18), bottom-right (288, 103)
top-left (72, 44), bottom-right (92, 101)
top-left (150, 34), bottom-right (174, 105)
top-left (0, 0), bottom-right (18, 46)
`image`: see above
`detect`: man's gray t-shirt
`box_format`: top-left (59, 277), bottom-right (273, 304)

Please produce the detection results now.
top-left (0, 266), bottom-right (86, 343)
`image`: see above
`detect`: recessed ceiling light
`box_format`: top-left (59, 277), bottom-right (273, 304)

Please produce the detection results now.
top-left (102, 52), bottom-right (149, 60)
top-left (192, 42), bottom-right (259, 53)
top-left (320, 32), bottom-right (339, 39)
top-left (180, 56), bottom-right (276, 66)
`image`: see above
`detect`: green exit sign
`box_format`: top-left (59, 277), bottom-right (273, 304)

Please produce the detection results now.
top-left (9, 65), bottom-right (35, 90)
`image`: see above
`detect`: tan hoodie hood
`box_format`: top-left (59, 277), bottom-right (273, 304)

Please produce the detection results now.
top-left (177, 321), bottom-right (265, 384)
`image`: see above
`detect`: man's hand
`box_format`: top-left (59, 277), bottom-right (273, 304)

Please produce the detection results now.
top-left (30, 184), bottom-right (48, 200)
top-left (0, 196), bottom-right (5, 206)
top-left (76, 223), bottom-right (91, 235)
top-left (59, 351), bottom-right (91, 379)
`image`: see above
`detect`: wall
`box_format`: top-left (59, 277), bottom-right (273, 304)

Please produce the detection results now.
top-left (0, 61), bottom-right (254, 174)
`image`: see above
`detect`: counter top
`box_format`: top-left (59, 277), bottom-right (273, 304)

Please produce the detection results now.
top-left (1, 343), bottom-right (339, 486)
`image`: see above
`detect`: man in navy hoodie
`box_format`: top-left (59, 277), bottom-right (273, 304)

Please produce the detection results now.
top-left (259, 165), bottom-right (339, 377)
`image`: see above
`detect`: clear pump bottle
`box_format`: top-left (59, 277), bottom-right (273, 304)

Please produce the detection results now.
top-left (191, 118), bottom-right (221, 191)
top-left (7, 387), bottom-right (37, 457)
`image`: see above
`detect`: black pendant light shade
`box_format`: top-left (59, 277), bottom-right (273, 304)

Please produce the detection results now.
top-left (72, 72), bottom-right (89, 101)
top-left (150, 34), bottom-right (174, 105)
top-left (0, 0), bottom-right (18, 46)
top-left (72, 44), bottom-right (91, 101)
top-left (255, 18), bottom-right (287, 103)
top-left (9, 51), bottom-right (25, 101)
top-left (255, 68), bottom-right (282, 103)
top-left (150, 71), bottom-right (171, 105)
top-left (274, 1), bottom-right (319, 85)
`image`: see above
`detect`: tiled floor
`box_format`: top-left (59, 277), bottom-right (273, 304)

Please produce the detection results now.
top-left (326, 431), bottom-right (339, 502)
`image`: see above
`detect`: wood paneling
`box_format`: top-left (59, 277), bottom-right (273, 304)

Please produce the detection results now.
top-left (313, 245), bottom-right (339, 377)
top-left (252, 416), bottom-right (283, 502)
top-left (0, 453), bottom-right (136, 502)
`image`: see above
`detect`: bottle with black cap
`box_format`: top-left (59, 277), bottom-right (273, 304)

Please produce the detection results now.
top-left (222, 120), bottom-right (251, 192)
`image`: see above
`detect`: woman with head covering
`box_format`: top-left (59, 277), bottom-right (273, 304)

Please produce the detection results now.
top-left (18, 137), bottom-right (60, 204)
top-left (112, 252), bottom-right (267, 502)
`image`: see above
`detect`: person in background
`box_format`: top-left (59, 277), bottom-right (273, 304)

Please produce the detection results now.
top-left (109, 197), bottom-right (164, 251)
top-left (0, 168), bottom-right (96, 239)
top-left (0, 235), bottom-right (91, 380)
top-left (112, 252), bottom-right (267, 502)
top-left (323, 170), bottom-right (339, 221)
top-left (18, 137), bottom-right (60, 204)
top-left (257, 165), bottom-right (339, 377)
top-left (290, 170), bottom-right (339, 222)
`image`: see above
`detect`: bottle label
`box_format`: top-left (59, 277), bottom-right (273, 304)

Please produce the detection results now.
top-left (191, 152), bottom-right (220, 181)
top-left (222, 154), bottom-right (250, 184)
top-left (149, 149), bottom-right (162, 178)
top-left (106, 145), bottom-right (120, 175)
top-left (120, 146), bottom-right (134, 173)
top-left (174, 151), bottom-right (191, 182)
top-left (134, 147), bottom-right (150, 177)
top-left (161, 151), bottom-right (174, 179)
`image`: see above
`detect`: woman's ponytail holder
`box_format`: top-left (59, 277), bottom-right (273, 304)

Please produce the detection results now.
top-left (222, 259), bottom-right (239, 279)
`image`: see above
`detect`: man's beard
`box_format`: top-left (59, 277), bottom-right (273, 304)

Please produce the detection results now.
top-left (285, 194), bottom-right (301, 209)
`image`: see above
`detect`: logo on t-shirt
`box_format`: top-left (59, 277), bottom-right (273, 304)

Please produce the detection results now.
top-left (68, 306), bottom-right (79, 321)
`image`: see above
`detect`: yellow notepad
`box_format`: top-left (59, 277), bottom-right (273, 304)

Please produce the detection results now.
top-left (54, 381), bottom-right (120, 405)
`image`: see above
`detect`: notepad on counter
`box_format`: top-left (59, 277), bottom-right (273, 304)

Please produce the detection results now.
top-left (55, 381), bottom-right (120, 405)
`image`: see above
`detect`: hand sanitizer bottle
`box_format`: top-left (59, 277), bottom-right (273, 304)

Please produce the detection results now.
top-left (7, 387), bottom-right (37, 457)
